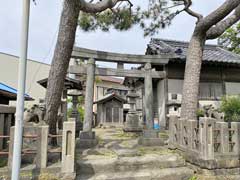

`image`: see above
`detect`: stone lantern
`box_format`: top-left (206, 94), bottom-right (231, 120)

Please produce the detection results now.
top-left (123, 89), bottom-right (142, 132)
top-left (68, 90), bottom-right (83, 137)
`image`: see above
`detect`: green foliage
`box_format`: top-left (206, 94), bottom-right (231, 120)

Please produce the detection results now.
top-left (221, 95), bottom-right (240, 122)
top-left (67, 96), bottom-right (85, 121)
top-left (219, 22), bottom-right (240, 54)
top-left (188, 175), bottom-right (198, 180)
top-left (196, 109), bottom-right (204, 118)
top-left (78, 1), bottom-right (184, 36)
top-left (95, 76), bottom-right (102, 83)
top-left (79, 8), bottom-right (139, 32)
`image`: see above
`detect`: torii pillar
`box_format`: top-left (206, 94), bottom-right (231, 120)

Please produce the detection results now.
top-left (78, 58), bottom-right (98, 148)
top-left (138, 63), bottom-right (164, 146)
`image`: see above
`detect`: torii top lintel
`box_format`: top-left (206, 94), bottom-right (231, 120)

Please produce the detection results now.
top-left (72, 47), bottom-right (179, 64)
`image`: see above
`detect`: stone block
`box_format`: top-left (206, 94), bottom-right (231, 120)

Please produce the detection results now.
top-left (77, 131), bottom-right (98, 149)
top-left (79, 131), bottom-right (95, 139)
top-left (123, 112), bottom-right (142, 132)
top-left (138, 137), bottom-right (164, 146)
top-left (8, 126), bottom-right (15, 168)
top-left (142, 129), bottom-right (159, 138)
top-left (62, 121), bottom-right (76, 174)
top-left (76, 138), bottom-right (98, 149)
top-left (36, 125), bottom-right (49, 169)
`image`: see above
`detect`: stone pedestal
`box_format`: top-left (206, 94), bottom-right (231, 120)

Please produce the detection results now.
top-left (76, 131), bottom-right (98, 149)
top-left (123, 90), bottom-right (142, 132)
top-left (124, 112), bottom-right (142, 132)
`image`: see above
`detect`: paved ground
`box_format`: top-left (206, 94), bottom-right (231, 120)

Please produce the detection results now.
top-left (76, 127), bottom-right (194, 180)
top-left (76, 127), bottom-right (173, 160)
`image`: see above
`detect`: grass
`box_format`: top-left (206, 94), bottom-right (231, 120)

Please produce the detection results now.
top-left (38, 173), bottom-right (59, 180)
top-left (113, 130), bottom-right (140, 139)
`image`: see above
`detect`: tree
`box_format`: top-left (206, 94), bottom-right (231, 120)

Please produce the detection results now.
top-left (45, 0), bottom-right (178, 135)
top-left (144, 0), bottom-right (240, 120)
top-left (179, 0), bottom-right (240, 120)
top-left (44, 0), bottom-right (144, 135)
top-left (219, 22), bottom-right (240, 54)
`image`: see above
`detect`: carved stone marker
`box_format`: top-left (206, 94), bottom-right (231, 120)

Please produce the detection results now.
top-left (62, 120), bottom-right (76, 174)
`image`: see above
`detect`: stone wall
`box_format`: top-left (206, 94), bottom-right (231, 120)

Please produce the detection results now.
top-left (169, 116), bottom-right (240, 169)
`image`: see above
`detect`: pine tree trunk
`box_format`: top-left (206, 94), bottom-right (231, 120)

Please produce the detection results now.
top-left (180, 34), bottom-right (206, 120)
top-left (45, 0), bottom-right (80, 136)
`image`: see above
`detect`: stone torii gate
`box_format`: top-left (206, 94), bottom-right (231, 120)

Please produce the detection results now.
top-left (69, 47), bottom-right (177, 147)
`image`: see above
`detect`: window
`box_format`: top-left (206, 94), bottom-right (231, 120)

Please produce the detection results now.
top-left (199, 82), bottom-right (223, 100)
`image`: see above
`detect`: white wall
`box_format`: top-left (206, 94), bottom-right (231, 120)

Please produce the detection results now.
top-left (0, 53), bottom-right (50, 107)
top-left (225, 82), bottom-right (240, 95)
top-left (168, 79), bottom-right (183, 94)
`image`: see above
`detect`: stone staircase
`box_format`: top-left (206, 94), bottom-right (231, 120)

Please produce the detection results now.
top-left (75, 128), bottom-right (194, 180)
top-left (76, 152), bottom-right (194, 180)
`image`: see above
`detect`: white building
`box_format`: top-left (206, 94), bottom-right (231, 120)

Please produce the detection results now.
top-left (0, 52), bottom-right (50, 107)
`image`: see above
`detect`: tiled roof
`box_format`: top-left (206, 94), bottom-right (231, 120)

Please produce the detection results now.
top-left (99, 76), bottom-right (124, 84)
top-left (37, 76), bottom-right (82, 90)
top-left (147, 38), bottom-right (240, 64)
top-left (94, 93), bottom-right (126, 104)
top-left (0, 82), bottom-right (32, 100)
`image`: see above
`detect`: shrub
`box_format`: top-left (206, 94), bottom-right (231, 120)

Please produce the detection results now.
top-left (196, 109), bottom-right (204, 118)
top-left (221, 95), bottom-right (240, 122)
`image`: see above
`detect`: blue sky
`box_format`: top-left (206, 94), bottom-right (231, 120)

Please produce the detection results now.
top-left (0, 0), bottom-right (225, 65)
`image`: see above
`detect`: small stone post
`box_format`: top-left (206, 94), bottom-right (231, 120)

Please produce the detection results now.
top-left (36, 125), bottom-right (49, 169)
top-left (8, 126), bottom-right (15, 168)
top-left (62, 120), bottom-right (76, 174)
top-left (0, 114), bottom-right (4, 150)
top-left (199, 118), bottom-right (215, 160)
top-left (231, 122), bottom-right (240, 155)
top-left (78, 58), bottom-right (98, 148)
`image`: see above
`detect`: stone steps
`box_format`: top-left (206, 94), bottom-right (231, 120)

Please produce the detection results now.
top-left (76, 154), bottom-right (185, 174)
top-left (76, 153), bottom-right (194, 179)
top-left (77, 167), bottom-right (194, 180)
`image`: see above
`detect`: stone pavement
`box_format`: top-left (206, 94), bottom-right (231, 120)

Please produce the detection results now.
top-left (76, 127), bottom-right (194, 180)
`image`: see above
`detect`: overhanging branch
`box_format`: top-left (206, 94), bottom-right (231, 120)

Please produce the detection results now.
top-left (206, 4), bottom-right (240, 39)
top-left (79, 0), bottom-right (132, 13)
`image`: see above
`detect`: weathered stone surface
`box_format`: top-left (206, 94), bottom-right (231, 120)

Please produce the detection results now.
top-left (138, 137), bottom-right (165, 146)
top-left (62, 121), bottom-right (76, 174)
top-left (83, 58), bottom-right (95, 132)
top-left (80, 131), bottom-right (95, 139)
top-left (123, 113), bottom-right (142, 132)
top-left (77, 167), bottom-right (193, 180)
top-left (142, 129), bottom-right (159, 138)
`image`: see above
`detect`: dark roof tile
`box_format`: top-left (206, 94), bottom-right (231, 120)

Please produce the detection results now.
top-left (147, 38), bottom-right (240, 64)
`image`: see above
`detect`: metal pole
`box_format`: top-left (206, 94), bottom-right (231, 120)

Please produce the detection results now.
top-left (11, 0), bottom-right (30, 179)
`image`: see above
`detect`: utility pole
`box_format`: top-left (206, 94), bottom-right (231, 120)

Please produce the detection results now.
top-left (11, 0), bottom-right (30, 179)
